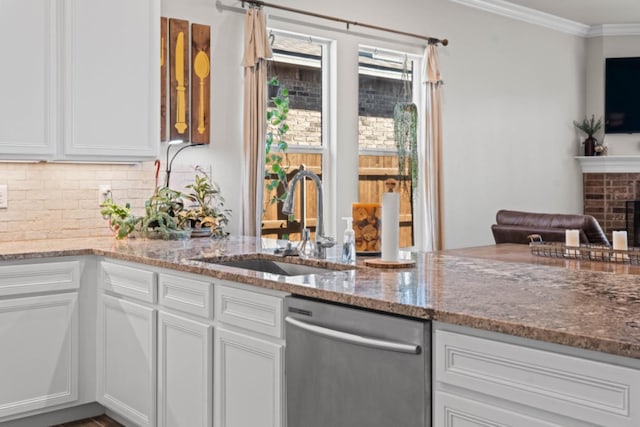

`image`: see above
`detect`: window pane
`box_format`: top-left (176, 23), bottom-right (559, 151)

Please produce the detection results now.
top-left (269, 35), bottom-right (322, 148)
top-left (262, 33), bottom-right (324, 241)
top-left (358, 49), bottom-right (415, 248)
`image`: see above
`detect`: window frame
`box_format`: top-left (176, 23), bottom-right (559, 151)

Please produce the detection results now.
top-left (262, 29), bottom-right (334, 238)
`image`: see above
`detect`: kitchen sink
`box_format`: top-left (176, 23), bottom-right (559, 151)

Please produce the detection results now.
top-left (192, 256), bottom-right (355, 277)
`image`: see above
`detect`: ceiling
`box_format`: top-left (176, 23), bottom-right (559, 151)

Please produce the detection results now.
top-left (503, 0), bottom-right (640, 26)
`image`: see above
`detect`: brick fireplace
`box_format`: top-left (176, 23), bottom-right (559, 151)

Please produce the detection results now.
top-left (583, 173), bottom-right (640, 242)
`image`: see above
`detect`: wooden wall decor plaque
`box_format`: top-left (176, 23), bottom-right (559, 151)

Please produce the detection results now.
top-left (160, 17), bottom-right (168, 142)
top-left (169, 18), bottom-right (190, 142)
top-left (191, 23), bottom-right (211, 145)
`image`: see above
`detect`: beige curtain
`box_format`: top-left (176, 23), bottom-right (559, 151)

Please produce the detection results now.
top-left (242, 8), bottom-right (272, 236)
top-left (419, 44), bottom-right (444, 251)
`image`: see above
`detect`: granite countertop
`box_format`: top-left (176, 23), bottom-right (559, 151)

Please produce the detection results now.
top-left (3, 236), bottom-right (640, 359)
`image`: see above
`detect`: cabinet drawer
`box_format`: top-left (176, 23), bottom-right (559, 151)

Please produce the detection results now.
top-left (159, 273), bottom-right (213, 319)
top-left (435, 392), bottom-right (563, 427)
top-left (0, 260), bottom-right (80, 297)
top-left (215, 284), bottom-right (283, 338)
top-left (101, 261), bottom-right (157, 303)
top-left (435, 329), bottom-right (640, 427)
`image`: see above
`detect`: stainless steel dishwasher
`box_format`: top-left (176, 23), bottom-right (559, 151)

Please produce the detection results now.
top-left (285, 296), bottom-right (430, 427)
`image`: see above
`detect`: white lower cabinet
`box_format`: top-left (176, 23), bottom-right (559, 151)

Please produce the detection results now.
top-left (97, 294), bottom-right (157, 427)
top-left (434, 323), bottom-right (640, 427)
top-left (0, 259), bottom-right (83, 422)
top-left (158, 311), bottom-right (212, 427)
top-left (0, 293), bottom-right (79, 418)
top-left (214, 327), bottom-right (284, 427)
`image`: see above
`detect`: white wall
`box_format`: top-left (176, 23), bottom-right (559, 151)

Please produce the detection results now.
top-left (162, 0), bottom-right (246, 236)
top-left (586, 35), bottom-right (640, 155)
top-left (164, 0), bottom-right (587, 248)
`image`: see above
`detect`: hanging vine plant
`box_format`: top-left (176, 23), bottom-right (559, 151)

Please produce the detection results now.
top-left (393, 58), bottom-right (418, 194)
top-left (264, 77), bottom-right (291, 208)
top-left (394, 103), bottom-right (418, 191)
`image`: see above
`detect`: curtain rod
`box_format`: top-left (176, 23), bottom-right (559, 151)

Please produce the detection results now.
top-left (239, 0), bottom-right (448, 46)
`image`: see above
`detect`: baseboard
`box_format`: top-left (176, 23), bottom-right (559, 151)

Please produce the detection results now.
top-left (0, 402), bottom-right (105, 427)
top-left (104, 408), bottom-right (137, 427)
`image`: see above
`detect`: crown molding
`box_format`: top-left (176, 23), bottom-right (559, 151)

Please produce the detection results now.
top-left (449, 0), bottom-right (590, 36)
top-left (588, 24), bottom-right (640, 37)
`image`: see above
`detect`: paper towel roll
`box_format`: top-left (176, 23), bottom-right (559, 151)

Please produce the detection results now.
top-left (381, 192), bottom-right (399, 261)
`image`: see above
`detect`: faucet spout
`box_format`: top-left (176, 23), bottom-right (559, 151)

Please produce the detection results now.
top-left (282, 164), bottom-right (334, 258)
top-left (282, 164), bottom-right (325, 238)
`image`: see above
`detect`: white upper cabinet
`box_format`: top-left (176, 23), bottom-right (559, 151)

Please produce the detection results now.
top-left (0, 0), bottom-right (159, 161)
top-left (62, 0), bottom-right (159, 160)
top-left (0, 0), bottom-right (58, 159)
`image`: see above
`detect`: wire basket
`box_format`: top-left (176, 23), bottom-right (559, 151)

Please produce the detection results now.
top-left (529, 236), bottom-right (640, 264)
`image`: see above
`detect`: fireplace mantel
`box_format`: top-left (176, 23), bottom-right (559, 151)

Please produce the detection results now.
top-left (576, 155), bottom-right (640, 173)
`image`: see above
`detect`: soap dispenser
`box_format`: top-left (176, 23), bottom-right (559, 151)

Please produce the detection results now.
top-left (341, 217), bottom-right (356, 265)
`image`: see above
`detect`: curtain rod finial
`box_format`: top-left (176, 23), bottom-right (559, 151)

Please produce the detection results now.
top-left (428, 37), bottom-right (448, 46)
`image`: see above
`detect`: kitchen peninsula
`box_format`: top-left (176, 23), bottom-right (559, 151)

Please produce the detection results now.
top-left (2, 236), bottom-right (640, 426)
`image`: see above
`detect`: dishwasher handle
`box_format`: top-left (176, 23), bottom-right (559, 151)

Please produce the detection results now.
top-left (285, 316), bottom-right (421, 355)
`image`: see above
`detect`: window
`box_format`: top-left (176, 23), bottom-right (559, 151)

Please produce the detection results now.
top-left (358, 47), bottom-right (419, 248)
top-left (262, 31), bottom-right (329, 241)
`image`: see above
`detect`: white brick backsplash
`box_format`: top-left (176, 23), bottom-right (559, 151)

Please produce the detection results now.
top-left (0, 162), bottom-right (156, 242)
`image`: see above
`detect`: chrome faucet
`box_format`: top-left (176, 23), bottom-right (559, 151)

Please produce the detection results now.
top-left (282, 164), bottom-right (335, 259)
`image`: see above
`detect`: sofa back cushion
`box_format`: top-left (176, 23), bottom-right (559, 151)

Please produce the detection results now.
top-left (492, 210), bottom-right (610, 246)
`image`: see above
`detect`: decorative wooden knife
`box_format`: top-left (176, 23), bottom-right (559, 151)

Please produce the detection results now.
top-left (175, 31), bottom-right (187, 134)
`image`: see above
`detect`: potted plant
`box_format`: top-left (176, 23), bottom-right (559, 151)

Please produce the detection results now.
top-left (574, 115), bottom-right (602, 156)
top-left (177, 166), bottom-right (231, 238)
top-left (100, 199), bottom-right (140, 239)
top-left (140, 187), bottom-right (191, 240)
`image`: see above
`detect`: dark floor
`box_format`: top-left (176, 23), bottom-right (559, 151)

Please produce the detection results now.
top-left (51, 415), bottom-right (122, 427)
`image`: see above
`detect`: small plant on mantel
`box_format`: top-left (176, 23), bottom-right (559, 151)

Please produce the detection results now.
top-left (264, 77), bottom-right (291, 210)
top-left (574, 114), bottom-right (603, 156)
top-left (574, 115), bottom-right (602, 138)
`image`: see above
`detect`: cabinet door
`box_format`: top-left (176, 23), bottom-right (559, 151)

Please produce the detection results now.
top-left (0, 0), bottom-right (57, 158)
top-left (158, 312), bottom-right (213, 427)
top-left (97, 294), bottom-right (156, 427)
top-left (435, 392), bottom-right (564, 427)
top-left (63, 0), bottom-right (159, 160)
top-left (0, 293), bottom-right (78, 418)
top-left (214, 327), bottom-right (284, 427)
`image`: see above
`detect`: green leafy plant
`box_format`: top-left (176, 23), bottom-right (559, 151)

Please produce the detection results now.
top-left (100, 199), bottom-right (140, 239)
top-left (574, 115), bottom-right (603, 138)
top-left (264, 77), bottom-right (291, 208)
top-left (177, 166), bottom-right (231, 238)
top-left (140, 187), bottom-right (188, 239)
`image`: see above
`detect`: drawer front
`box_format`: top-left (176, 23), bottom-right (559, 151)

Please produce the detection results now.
top-left (159, 273), bottom-right (213, 319)
top-left (0, 260), bottom-right (80, 297)
top-left (101, 261), bottom-right (157, 303)
top-left (435, 329), bottom-right (640, 427)
top-left (215, 284), bottom-right (283, 338)
top-left (435, 392), bottom-right (564, 427)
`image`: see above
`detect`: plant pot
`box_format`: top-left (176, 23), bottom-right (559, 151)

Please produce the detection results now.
top-left (268, 84), bottom-right (280, 101)
top-left (190, 228), bottom-right (212, 238)
top-left (584, 136), bottom-right (597, 156)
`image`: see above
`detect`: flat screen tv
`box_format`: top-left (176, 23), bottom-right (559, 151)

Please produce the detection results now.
top-left (605, 57), bottom-right (640, 134)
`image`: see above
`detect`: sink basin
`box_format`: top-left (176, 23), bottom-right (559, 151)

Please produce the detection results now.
top-left (192, 256), bottom-right (353, 277)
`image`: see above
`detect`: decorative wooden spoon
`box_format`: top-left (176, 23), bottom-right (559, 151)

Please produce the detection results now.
top-left (194, 51), bottom-right (210, 135)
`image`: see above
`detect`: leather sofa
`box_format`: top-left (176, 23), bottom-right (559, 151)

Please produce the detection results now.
top-left (491, 209), bottom-right (610, 246)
